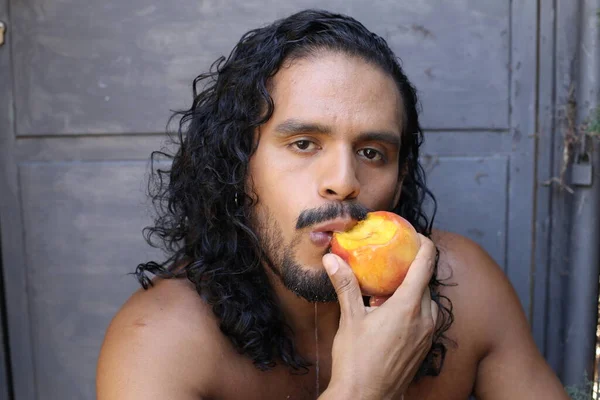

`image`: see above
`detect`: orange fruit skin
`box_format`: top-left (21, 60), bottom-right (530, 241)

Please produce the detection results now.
top-left (330, 211), bottom-right (420, 296)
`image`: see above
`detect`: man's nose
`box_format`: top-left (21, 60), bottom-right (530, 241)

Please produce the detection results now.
top-left (317, 148), bottom-right (360, 201)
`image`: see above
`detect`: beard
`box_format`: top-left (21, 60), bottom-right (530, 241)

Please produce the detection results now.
top-left (278, 246), bottom-right (337, 303)
top-left (249, 202), bottom-right (369, 303)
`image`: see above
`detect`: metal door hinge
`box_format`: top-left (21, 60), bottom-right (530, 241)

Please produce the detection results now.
top-left (0, 21), bottom-right (5, 46)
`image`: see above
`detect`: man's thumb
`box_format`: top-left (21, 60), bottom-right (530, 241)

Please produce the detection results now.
top-left (322, 253), bottom-right (341, 276)
top-left (322, 253), bottom-right (364, 317)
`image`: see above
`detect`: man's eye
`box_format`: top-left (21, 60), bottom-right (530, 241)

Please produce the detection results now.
top-left (293, 140), bottom-right (313, 151)
top-left (358, 148), bottom-right (383, 161)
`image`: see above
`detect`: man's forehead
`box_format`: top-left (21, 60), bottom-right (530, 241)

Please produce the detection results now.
top-left (265, 53), bottom-right (404, 134)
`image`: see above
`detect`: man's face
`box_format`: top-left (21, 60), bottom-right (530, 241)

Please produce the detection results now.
top-left (248, 51), bottom-right (404, 303)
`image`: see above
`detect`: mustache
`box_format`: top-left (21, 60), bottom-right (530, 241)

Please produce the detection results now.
top-left (295, 202), bottom-right (371, 230)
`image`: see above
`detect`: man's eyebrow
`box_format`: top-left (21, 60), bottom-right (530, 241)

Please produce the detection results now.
top-left (274, 118), bottom-right (401, 147)
top-left (274, 119), bottom-right (331, 135)
top-left (358, 132), bottom-right (401, 147)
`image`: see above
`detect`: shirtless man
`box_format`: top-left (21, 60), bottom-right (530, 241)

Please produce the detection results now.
top-left (97, 9), bottom-right (569, 400)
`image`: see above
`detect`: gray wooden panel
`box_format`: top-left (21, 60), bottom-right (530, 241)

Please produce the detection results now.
top-left (544, 0), bottom-right (580, 379)
top-left (0, 246), bottom-right (10, 400)
top-left (504, 0), bottom-right (537, 321)
top-left (422, 130), bottom-right (512, 156)
top-left (425, 156), bottom-right (509, 268)
top-left (0, 3), bottom-right (14, 399)
top-left (15, 135), bottom-right (165, 163)
top-left (543, 0), bottom-right (591, 381)
top-left (19, 161), bottom-right (161, 399)
top-left (0, 0), bottom-right (38, 398)
top-left (532, 0), bottom-right (558, 368)
top-left (12, 0), bottom-right (509, 136)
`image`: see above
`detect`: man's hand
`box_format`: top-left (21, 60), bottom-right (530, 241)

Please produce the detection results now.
top-left (320, 234), bottom-right (438, 400)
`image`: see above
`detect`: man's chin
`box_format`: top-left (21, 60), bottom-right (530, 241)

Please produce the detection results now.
top-left (280, 260), bottom-right (337, 303)
top-left (290, 288), bottom-right (338, 304)
top-left (285, 279), bottom-right (338, 303)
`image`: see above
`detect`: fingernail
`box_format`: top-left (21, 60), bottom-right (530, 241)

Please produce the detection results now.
top-left (323, 254), bottom-right (339, 275)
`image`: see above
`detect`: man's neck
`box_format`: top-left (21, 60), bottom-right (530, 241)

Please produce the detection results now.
top-left (264, 268), bottom-right (340, 362)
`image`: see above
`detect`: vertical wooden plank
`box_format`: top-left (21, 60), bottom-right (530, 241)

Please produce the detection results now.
top-left (0, 245), bottom-right (10, 400)
top-left (561, 0), bottom-right (600, 387)
top-left (544, 0), bottom-right (582, 381)
top-left (532, 0), bottom-right (556, 367)
top-left (0, 0), bottom-right (37, 398)
top-left (506, 0), bottom-right (539, 317)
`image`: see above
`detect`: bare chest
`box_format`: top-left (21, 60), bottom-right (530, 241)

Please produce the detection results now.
top-left (210, 343), bottom-right (478, 400)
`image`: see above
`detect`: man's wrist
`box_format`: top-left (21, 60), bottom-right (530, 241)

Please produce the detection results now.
top-left (319, 379), bottom-right (382, 400)
top-left (319, 384), bottom-right (355, 399)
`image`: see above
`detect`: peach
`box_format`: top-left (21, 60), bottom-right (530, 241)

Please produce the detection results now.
top-left (330, 211), bottom-right (420, 296)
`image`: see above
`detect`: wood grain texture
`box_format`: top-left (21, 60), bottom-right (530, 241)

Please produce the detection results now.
top-left (12, 0), bottom-right (509, 135)
top-left (425, 156), bottom-right (509, 268)
top-left (19, 161), bottom-right (162, 399)
top-left (505, 0), bottom-right (538, 319)
top-left (0, 0), bottom-right (37, 398)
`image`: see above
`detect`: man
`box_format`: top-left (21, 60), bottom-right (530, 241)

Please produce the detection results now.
top-left (97, 9), bottom-right (569, 399)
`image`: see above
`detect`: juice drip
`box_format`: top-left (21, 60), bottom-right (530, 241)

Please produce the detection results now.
top-left (314, 302), bottom-right (319, 399)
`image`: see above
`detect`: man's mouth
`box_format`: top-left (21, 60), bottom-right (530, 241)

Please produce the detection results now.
top-left (309, 231), bottom-right (334, 247)
top-left (308, 218), bottom-right (358, 248)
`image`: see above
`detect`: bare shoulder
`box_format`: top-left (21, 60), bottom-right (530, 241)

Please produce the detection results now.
top-left (97, 277), bottom-right (225, 400)
top-left (432, 228), bottom-right (504, 283)
top-left (432, 229), bottom-right (518, 304)
top-left (430, 230), bottom-right (568, 399)
top-left (431, 229), bottom-right (526, 353)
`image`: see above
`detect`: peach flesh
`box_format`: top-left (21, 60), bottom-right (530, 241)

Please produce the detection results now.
top-left (330, 211), bottom-right (420, 296)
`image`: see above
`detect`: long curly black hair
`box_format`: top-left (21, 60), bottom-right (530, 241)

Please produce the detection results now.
top-left (135, 9), bottom-right (454, 379)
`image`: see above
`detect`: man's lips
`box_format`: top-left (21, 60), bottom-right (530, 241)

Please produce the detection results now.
top-left (308, 218), bottom-right (358, 247)
top-left (309, 231), bottom-right (334, 247)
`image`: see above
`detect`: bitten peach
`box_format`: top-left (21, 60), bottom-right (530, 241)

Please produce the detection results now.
top-left (330, 211), bottom-right (420, 296)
